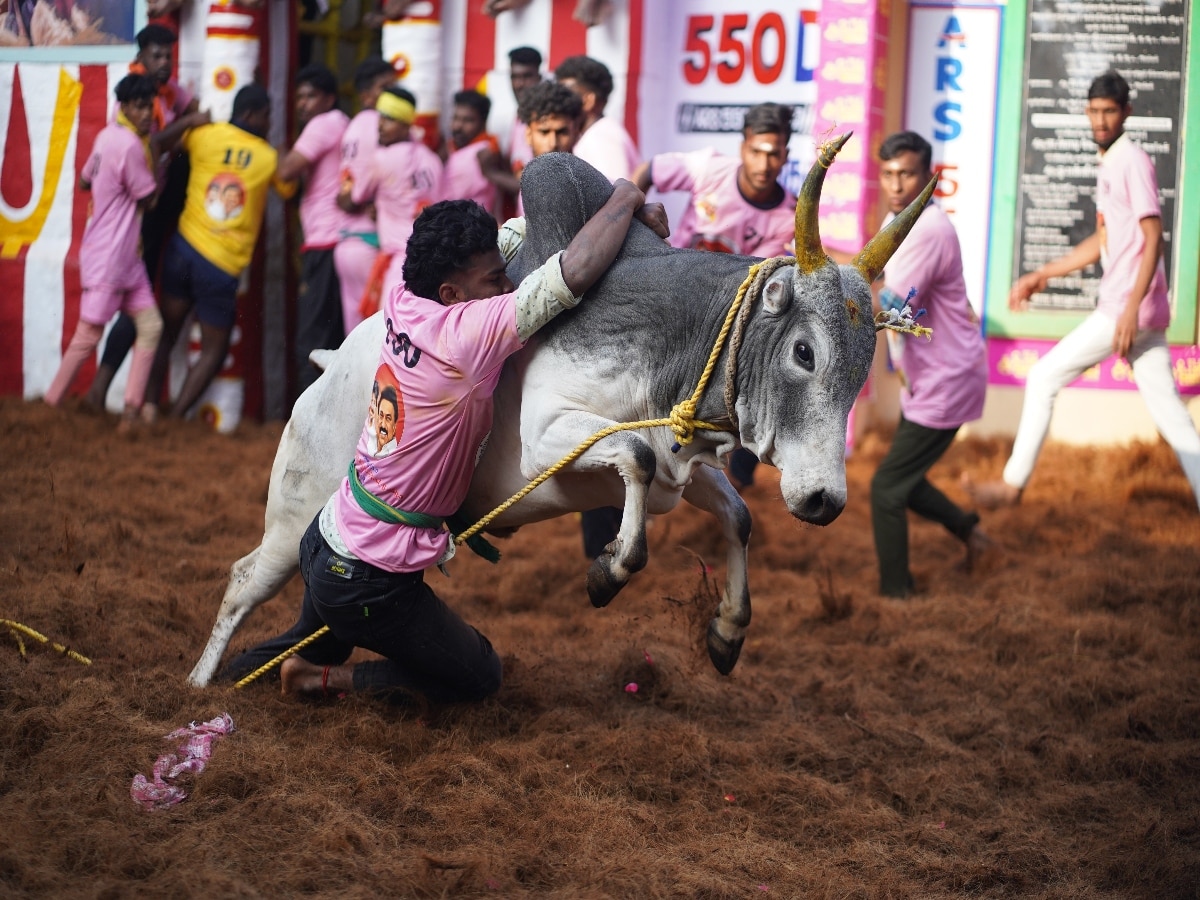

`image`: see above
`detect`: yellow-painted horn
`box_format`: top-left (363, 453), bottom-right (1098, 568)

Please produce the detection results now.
top-left (794, 132), bottom-right (851, 274)
top-left (853, 173), bottom-right (939, 283)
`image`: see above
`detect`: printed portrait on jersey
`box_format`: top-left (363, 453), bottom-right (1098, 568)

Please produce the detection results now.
top-left (204, 173), bottom-right (246, 222)
top-left (368, 364), bottom-right (403, 458)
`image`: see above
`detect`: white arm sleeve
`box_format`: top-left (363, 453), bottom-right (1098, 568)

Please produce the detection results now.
top-left (514, 250), bottom-right (580, 342)
top-left (498, 217), bottom-right (526, 263)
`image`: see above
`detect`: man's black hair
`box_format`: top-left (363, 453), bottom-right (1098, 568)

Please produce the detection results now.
top-left (453, 89), bottom-right (491, 123)
top-left (231, 84), bottom-right (271, 120)
top-left (1088, 70), bottom-right (1131, 107)
top-left (378, 386), bottom-right (398, 418)
top-left (353, 56), bottom-right (395, 94)
top-left (380, 84), bottom-right (418, 109)
top-left (295, 62), bottom-right (338, 98)
top-left (743, 102), bottom-right (792, 143)
top-left (402, 200), bottom-right (500, 301)
top-left (508, 46), bottom-right (542, 68)
top-left (517, 80), bottom-right (582, 125)
top-left (136, 23), bottom-right (177, 49)
top-left (553, 55), bottom-right (614, 105)
top-left (114, 73), bottom-right (158, 104)
top-left (879, 130), bottom-right (933, 172)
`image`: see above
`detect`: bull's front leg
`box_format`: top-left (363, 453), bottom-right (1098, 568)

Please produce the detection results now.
top-left (681, 465), bottom-right (752, 675)
top-left (524, 412), bottom-right (656, 608)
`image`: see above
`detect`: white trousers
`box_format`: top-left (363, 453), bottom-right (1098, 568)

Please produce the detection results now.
top-left (1003, 311), bottom-right (1200, 507)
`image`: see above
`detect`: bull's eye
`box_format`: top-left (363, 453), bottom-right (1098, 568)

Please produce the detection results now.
top-left (793, 341), bottom-right (815, 371)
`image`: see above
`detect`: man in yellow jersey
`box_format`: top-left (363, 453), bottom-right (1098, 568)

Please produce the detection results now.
top-left (144, 84), bottom-right (297, 420)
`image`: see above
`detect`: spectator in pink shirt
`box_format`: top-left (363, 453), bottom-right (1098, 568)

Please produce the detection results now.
top-left (278, 63), bottom-right (351, 401)
top-left (44, 75), bottom-right (166, 429)
top-left (220, 187), bottom-right (669, 703)
top-left (478, 80), bottom-right (582, 217)
top-left (554, 55), bottom-right (639, 183)
top-left (869, 131), bottom-right (991, 597)
top-left (440, 89), bottom-right (500, 217)
top-left (338, 86), bottom-right (443, 318)
top-left (85, 23), bottom-right (198, 414)
top-left (335, 56), bottom-right (397, 334)
top-left (967, 71), bottom-right (1200, 511)
top-left (633, 102), bottom-right (796, 258)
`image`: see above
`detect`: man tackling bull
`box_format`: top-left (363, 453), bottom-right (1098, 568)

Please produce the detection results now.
top-left (221, 187), bottom-right (669, 705)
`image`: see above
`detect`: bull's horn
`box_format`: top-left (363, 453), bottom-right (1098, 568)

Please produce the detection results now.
top-left (853, 173), bottom-right (939, 283)
top-left (794, 133), bottom-right (851, 274)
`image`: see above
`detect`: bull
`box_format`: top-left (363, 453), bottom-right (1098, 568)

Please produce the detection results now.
top-left (188, 140), bottom-right (932, 687)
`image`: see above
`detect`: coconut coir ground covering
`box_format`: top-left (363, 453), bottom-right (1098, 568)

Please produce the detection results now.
top-left (2, 396), bottom-right (1198, 898)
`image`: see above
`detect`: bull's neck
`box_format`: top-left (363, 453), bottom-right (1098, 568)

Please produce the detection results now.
top-left (686, 256), bottom-right (791, 432)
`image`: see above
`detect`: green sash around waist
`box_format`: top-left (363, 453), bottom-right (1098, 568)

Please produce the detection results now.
top-left (347, 462), bottom-right (499, 563)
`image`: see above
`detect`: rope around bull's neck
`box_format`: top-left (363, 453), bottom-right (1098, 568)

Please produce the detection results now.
top-left (722, 257), bottom-right (794, 431)
top-left (232, 259), bottom-right (781, 690)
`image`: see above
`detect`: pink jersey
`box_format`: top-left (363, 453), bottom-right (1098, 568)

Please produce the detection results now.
top-left (573, 116), bottom-right (639, 183)
top-left (507, 117), bottom-right (533, 168)
top-left (292, 108), bottom-right (350, 249)
top-left (1095, 133), bottom-right (1170, 330)
top-left (651, 148), bottom-right (795, 257)
top-left (883, 203), bottom-right (986, 430)
top-left (332, 284), bottom-right (524, 571)
top-left (351, 140), bottom-right (442, 256)
top-left (79, 121), bottom-right (157, 289)
top-left (441, 136), bottom-right (499, 215)
top-left (339, 109), bottom-right (379, 235)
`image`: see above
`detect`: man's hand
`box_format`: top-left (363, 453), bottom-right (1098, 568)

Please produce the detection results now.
top-left (1009, 271), bottom-right (1045, 311)
top-left (476, 145), bottom-right (505, 175)
top-left (634, 201), bottom-right (669, 240)
top-left (1113, 304), bottom-right (1138, 359)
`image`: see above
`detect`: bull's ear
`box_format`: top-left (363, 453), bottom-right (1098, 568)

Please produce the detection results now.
top-left (762, 269), bottom-right (794, 315)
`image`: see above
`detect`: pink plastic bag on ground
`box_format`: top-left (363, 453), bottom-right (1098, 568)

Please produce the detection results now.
top-left (130, 713), bottom-right (235, 811)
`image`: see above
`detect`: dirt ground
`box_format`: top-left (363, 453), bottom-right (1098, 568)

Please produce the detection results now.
top-left (2, 395), bottom-right (1198, 898)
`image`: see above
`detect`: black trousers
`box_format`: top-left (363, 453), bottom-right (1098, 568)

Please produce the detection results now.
top-left (728, 447), bottom-right (759, 488)
top-left (221, 516), bottom-right (502, 705)
top-left (294, 248), bottom-right (344, 401)
top-left (870, 415), bottom-right (978, 597)
top-left (581, 507), bottom-right (622, 558)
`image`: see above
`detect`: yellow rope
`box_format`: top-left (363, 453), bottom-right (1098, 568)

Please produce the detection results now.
top-left (236, 259), bottom-right (782, 689)
top-left (233, 624), bottom-right (331, 690)
top-left (2, 618), bottom-right (91, 665)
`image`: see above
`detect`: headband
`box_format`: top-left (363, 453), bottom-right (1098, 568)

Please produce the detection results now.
top-left (376, 92), bottom-right (416, 123)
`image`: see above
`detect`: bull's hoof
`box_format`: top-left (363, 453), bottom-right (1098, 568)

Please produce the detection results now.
top-left (705, 618), bottom-right (743, 675)
top-left (586, 555), bottom-right (626, 608)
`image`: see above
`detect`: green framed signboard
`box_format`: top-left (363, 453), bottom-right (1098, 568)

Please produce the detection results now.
top-left (986, 0), bottom-right (1198, 345)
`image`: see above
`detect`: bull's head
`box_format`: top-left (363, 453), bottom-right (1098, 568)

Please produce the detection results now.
top-left (735, 134), bottom-right (936, 525)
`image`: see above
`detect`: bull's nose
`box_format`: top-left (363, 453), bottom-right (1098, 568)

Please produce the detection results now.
top-left (796, 490), bottom-right (844, 525)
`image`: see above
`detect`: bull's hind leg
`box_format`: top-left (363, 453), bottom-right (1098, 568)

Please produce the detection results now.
top-left (524, 412), bottom-right (656, 607)
top-left (682, 466), bottom-right (752, 675)
top-left (187, 534), bottom-right (300, 686)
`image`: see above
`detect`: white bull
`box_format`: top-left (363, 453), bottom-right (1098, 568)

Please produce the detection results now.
top-left (189, 143), bottom-right (933, 687)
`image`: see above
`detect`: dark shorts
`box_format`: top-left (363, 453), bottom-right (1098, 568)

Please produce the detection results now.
top-left (161, 232), bottom-right (240, 329)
